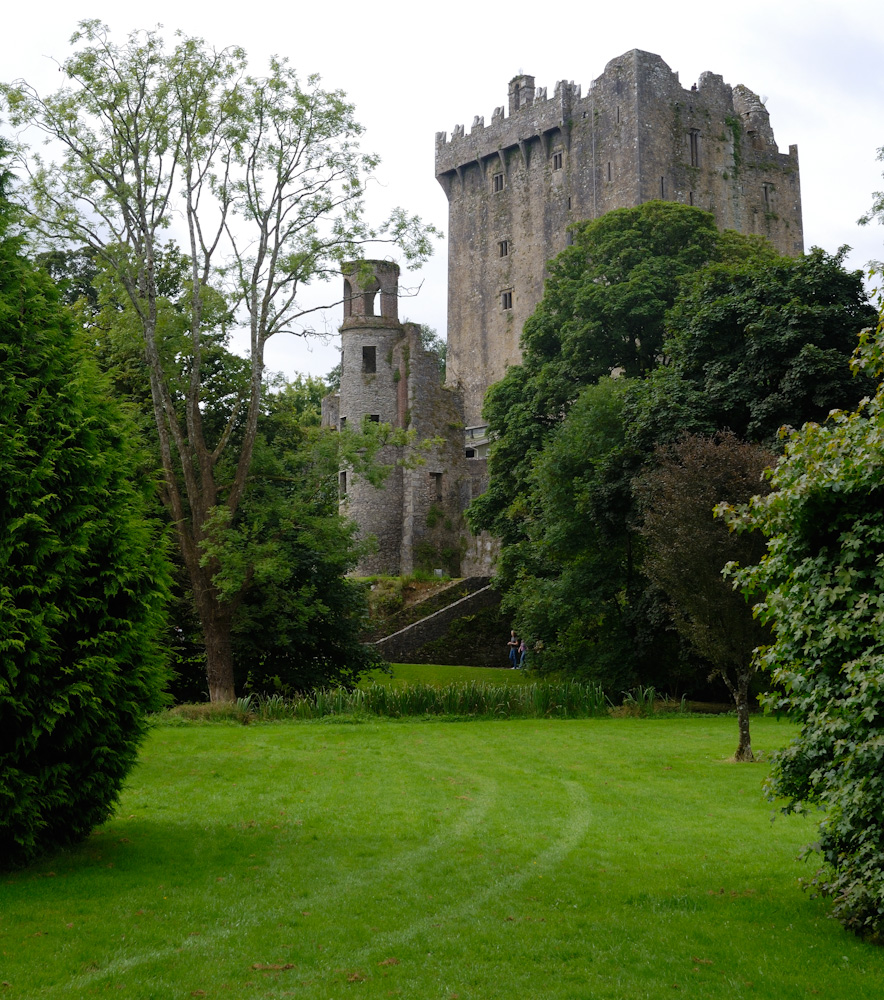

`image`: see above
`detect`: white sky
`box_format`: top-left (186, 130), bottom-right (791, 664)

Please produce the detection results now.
top-left (2, 0), bottom-right (883, 382)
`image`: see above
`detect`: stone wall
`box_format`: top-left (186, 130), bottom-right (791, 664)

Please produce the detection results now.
top-left (436, 49), bottom-right (804, 426)
top-left (325, 261), bottom-right (483, 576)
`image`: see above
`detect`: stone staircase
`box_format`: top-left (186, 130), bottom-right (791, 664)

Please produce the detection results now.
top-left (372, 577), bottom-right (501, 663)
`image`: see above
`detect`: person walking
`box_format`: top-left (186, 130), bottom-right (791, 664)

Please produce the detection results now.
top-left (507, 630), bottom-right (519, 668)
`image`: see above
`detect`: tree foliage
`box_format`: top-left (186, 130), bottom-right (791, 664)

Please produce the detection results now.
top-left (206, 384), bottom-right (387, 694)
top-left (723, 286), bottom-right (884, 937)
top-left (636, 433), bottom-right (774, 759)
top-left (2, 22), bottom-right (436, 700)
top-left (471, 202), bottom-right (874, 701)
top-left (635, 248), bottom-right (878, 447)
top-left (493, 378), bottom-right (640, 688)
top-left (470, 202), bottom-right (771, 545)
top-left (0, 158), bottom-right (169, 865)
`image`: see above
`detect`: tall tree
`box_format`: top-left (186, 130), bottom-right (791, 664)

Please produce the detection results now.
top-left (471, 204), bottom-right (874, 698)
top-left (2, 22), bottom-right (435, 700)
top-left (495, 378), bottom-right (641, 690)
top-left (723, 286), bottom-right (884, 936)
top-left (469, 202), bottom-right (771, 545)
top-left (633, 247), bottom-right (878, 448)
top-left (223, 384), bottom-right (387, 694)
top-left (636, 433), bottom-right (774, 760)
top-left (0, 151), bottom-right (169, 865)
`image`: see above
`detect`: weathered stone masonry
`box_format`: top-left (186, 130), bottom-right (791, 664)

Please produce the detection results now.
top-left (322, 261), bottom-right (474, 576)
top-left (324, 50), bottom-right (804, 578)
top-left (436, 49), bottom-right (804, 426)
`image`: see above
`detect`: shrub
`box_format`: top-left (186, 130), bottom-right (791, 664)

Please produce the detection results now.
top-left (724, 290), bottom-right (884, 938)
top-left (0, 166), bottom-right (169, 866)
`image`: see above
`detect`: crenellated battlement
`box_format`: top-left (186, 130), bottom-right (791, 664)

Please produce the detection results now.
top-left (437, 48), bottom-right (804, 428)
top-left (435, 77), bottom-right (584, 175)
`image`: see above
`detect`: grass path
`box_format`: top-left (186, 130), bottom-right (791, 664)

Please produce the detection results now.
top-left (2, 716), bottom-right (883, 998)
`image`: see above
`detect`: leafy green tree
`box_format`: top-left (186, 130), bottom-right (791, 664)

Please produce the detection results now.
top-left (634, 248), bottom-right (878, 447)
top-left (36, 246), bottom-right (100, 312)
top-left (85, 281), bottom-right (390, 700)
top-left (470, 202), bottom-right (770, 545)
top-left (636, 433), bottom-right (774, 760)
top-left (2, 22), bottom-right (436, 700)
top-left (722, 287), bottom-right (884, 936)
top-left (469, 205), bottom-right (775, 690)
top-left (496, 378), bottom-right (640, 688)
top-left (225, 387), bottom-right (386, 693)
top-left (472, 204), bottom-right (873, 696)
top-left (0, 155), bottom-right (169, 866)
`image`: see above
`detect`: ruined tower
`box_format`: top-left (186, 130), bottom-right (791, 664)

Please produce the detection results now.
top-left (322, 261), bottom-right (471, 576)
top-left (436, 50), bottom-right (804, 426)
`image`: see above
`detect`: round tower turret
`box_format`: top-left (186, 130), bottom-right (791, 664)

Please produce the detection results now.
top-left (337, 261), bottom-right (407, 575)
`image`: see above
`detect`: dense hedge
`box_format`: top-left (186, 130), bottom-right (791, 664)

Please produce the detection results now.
top-left (0, 173), bottom-right (169, 866)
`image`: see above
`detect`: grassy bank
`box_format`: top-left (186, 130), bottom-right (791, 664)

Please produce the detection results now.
top-left (2, 716), bottom-right (882, 999)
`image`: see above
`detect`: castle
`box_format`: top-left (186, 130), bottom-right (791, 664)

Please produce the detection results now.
top-left (323, 50), bottom-right (804, 575)
top-left (321, 261), bottom-right (480, 577)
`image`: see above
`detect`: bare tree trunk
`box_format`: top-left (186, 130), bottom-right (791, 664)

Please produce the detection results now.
top-left (719, 668), bottom-right (754, 762)
top-left (192, 585), bottom-right (236, 703)
top-left (204, 621), bottom-right (236, 703)
top-left (733, 674), bottom-right (754, 762)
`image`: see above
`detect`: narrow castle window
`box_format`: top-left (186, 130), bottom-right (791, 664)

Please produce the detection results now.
top-left (501, 290), bottom-right (513, 310)
top-left (340, 416), bottom-right (347, 430)
top-left (498, 240), bottom-right (509, 257)
top-left (552, 151), bottom-right (563, 170)
top-left (689, 129), bottom-right (700, 167)
top-left (362, 345), bottom-right (376, 373)
top-left (492, 172), bottom-right (505, 193)
top-left (339, 471), bottom-right (347, 497)
top-left (607, 162), bottom-right (612, 181)
top-left (567, 197), bottom-right (572, 210)
top-left (616, 106), bottom-right (620, 124)
top-left (432, 472), bottom-right (443, 500)
top-left (763, 183), bottom-right (773, 209)
top-left (368, 414), bottom-right (380, 423)
top-left (689, 191), bottom-right (694, 206)
top-left (660, 176), bottom-right (666, 199)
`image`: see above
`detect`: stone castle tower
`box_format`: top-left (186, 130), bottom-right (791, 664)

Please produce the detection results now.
top-left (322, 261), bottom-right (482, 576)
top-left (436, 49), bottom-right (804, 426)
top-left (326, 50), bottom-right (804, 576)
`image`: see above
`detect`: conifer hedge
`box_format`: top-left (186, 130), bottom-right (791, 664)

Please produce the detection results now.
top-left (0, 164), bottom-right (169, 866)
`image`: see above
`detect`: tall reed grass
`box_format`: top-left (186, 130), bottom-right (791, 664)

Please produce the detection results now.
top-left (168, 681), bottom-right (613, 723)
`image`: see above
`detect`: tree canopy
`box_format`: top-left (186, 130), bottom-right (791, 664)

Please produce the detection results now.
top-left (636, 433), bottom-right (774, 760)
top-left (470, 203), bottom-right (876, 707)
top-left (2, 22), bottom-right (436, 700)
top-left (723, 283), bottom-right (884, 938)
top-left (469, 202), bottom-right (774, 544)
top-left (634, 247), bottom-right (878, 447)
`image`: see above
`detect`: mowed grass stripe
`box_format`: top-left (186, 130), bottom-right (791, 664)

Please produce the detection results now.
top-left (3, 717), bottom-right (883, 999)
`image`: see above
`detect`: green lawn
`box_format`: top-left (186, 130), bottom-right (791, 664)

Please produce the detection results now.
top-left (2, 716), bottom-right (883, 999)
top-left (362, 662), bottom-right (534, 687)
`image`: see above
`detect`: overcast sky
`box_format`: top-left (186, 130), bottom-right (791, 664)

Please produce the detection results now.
top-left (2, 0), bottom-right (883, 381)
